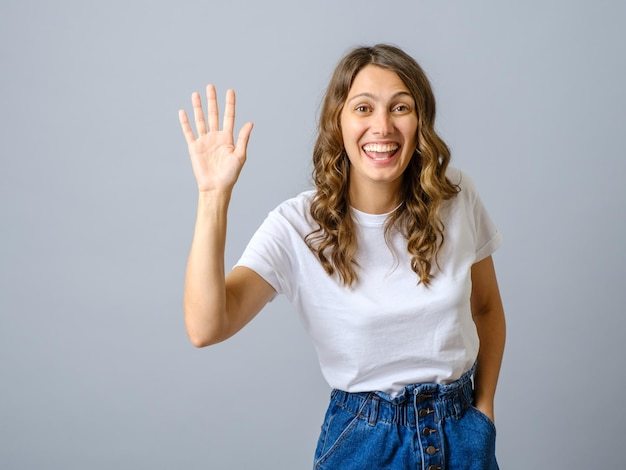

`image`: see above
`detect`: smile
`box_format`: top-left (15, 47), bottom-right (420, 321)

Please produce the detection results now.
top-left (362, 143), bottom-right (400, 161)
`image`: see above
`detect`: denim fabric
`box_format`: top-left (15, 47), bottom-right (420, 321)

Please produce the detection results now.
top-left (313, 367), bottom-right (498, 470)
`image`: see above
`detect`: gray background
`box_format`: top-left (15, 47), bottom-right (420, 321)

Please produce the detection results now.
top-left (1, 0), bottom-right (625, 468)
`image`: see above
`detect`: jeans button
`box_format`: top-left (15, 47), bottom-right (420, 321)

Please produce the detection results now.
top-left (422, 427), bottom-right (436, 436)
top-left (418, 408), bottom-right (433, 418)
top-left (426, 445), bottom-right (439, 455)
top-left (416, 393), bottom-right (432, 403)
top-left (427, 466), bottom-right (441, 470)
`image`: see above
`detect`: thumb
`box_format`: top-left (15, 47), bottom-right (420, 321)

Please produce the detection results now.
top-left (234, 122), bottom-right (254, 158)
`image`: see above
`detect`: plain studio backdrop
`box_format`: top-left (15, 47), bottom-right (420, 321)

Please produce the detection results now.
top-left (1, 1), bottom-right (625, 468)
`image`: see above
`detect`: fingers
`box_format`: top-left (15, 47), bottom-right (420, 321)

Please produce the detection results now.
top-left (222, 89), bottom-right (236, 135)
top-left (206, 84), bottom-right (219, 132)
top-left (192, 91), bottom-right (207, 136)
top-left (180, 86), bottom-right (247, 145)
top-left (178, 109), bottom-right (195, 144)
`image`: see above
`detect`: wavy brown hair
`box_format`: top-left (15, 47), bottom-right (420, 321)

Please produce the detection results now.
top-left (306, 44), bottom-right (459, 287)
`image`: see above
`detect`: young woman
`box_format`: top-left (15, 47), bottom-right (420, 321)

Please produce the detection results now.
top-left (179, 44), bottom-right (505, 470)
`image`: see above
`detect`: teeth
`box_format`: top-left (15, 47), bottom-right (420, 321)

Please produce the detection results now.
top-left (363, 143), bottom-right (399, 153)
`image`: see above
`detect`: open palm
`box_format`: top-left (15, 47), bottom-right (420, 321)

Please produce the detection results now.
top-left (179, 85), bottom-right (253, 193)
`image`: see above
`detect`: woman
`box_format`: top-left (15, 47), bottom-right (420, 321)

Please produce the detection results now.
top-left (179, 44), bottom-right (505, 469)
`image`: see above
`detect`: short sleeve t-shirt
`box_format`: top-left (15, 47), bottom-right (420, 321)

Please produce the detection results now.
top-left (236, 167), bottom-right (502, 396)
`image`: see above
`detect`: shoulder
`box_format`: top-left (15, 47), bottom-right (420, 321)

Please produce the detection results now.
top-left (446, 166), bottom-right (479, 201)
top-left (259, 189), bottom-right (317, 235)
top-left (446, 166), bottom-right (473, 189)
top-left (271, 189), bottom-right (316, 216)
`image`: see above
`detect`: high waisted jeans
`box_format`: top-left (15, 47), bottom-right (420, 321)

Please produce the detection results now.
top-left (313, 367), bottom-right (498, 470)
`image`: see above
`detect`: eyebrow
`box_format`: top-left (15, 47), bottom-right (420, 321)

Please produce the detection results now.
top-left (346, 91), bottom-right (413, 103)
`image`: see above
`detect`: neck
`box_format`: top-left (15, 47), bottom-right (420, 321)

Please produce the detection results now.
top-left (349, 181), bottom-right (402, 214)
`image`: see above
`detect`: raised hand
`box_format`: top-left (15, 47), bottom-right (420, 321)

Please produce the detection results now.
top-left (179, 85), bottom-right (253, 193)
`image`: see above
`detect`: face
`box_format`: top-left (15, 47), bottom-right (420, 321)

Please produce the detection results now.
top-left (340, 65), bottom-right (418, 198)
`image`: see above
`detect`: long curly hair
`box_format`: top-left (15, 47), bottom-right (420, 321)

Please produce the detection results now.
top-left (306, 44), bottom-right (459, 287)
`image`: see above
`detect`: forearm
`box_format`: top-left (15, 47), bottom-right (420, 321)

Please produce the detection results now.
top-left (184, 190), bottom-right (232, 347)
top-left (472, 305), bottom-right (506, 420)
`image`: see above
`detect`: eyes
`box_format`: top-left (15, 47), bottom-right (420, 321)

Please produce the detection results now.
top-left (353, 103), bottom-right (413, 114)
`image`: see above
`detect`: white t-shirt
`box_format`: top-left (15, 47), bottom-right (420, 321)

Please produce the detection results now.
top-left (236, 167), bottom-right (502, 396)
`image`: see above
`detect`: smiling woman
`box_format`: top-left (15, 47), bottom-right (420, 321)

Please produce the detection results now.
top-left (179, 43), bottom-right (505, 470)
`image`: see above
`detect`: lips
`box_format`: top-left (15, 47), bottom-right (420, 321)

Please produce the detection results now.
top-left (362, 142), bottom-right (400, 161)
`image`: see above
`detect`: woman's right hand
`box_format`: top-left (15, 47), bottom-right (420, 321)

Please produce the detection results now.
top-left (178, 84), bottom-right (253, 193)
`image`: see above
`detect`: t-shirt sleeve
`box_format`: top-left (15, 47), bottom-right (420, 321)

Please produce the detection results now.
top-left (457, 170), bottom-right (503, 262)
top-left (474, 203), bottom-right (502, 262)
top-left (234, 209), bottom-right (295, 299)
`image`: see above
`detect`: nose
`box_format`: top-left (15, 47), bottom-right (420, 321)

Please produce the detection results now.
top-left (373, 110), bottom-right (393, 136)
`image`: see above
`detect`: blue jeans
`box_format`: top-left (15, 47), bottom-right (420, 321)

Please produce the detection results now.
top-left (313, 367), bottom-right (498, 470)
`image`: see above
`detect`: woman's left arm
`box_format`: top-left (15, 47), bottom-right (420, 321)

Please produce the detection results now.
top-left (470, 255), bottom-right (506, 423)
